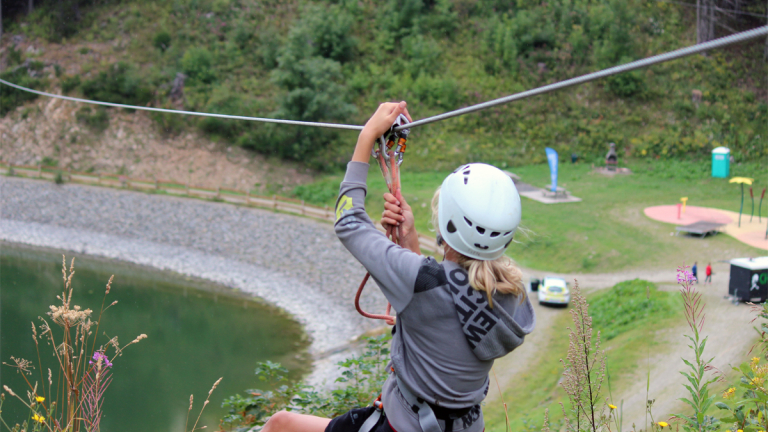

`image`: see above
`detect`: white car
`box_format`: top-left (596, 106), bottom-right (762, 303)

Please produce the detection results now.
top-left (536, 277), bottom-right (571, 306)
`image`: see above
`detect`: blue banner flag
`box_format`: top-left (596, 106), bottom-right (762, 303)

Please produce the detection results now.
top-left (545, 147), bottom-right (558, 192)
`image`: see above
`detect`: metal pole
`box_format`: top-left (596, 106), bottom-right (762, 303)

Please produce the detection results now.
top-left (739, 183), bottom-right (744, 228)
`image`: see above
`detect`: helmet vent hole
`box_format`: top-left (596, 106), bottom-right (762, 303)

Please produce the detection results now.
top-left (447, 220), bottom-right (457, 233)
top-left (476, 227), bottom-right (485, 234)
top-left (504, 231), bottom-right (512, 236)
top-left (490, 232), bottom-right (500, 238)
top-left (464, 177), bottom-right (468, 185)
top-left (464, 217), bottom-right (473, 227)
top-left (463, 170), bottom-right (471, 175)
top-left (474, 243), bottom-right (489, 250)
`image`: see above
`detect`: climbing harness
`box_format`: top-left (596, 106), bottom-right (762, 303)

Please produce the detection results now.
top-left (392, 369), bottom-right (443, 432)
top-left (355, 114), bottom-right (411, 325)
top-left (358, 395), bottom-right (385, 432)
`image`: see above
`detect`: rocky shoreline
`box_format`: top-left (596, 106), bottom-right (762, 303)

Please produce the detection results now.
top-left (1, 176), bottom-right (388, 385)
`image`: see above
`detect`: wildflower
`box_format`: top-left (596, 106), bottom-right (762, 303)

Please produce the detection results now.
top-left (723, 387), bottom-right (736, 399)
top-left (752, 376), bottom-right (764, 385)
top-left (753, 357), bottom-right (760, 365)
top-left (35, 396), bottom-right (44, 403)
top-left (676, 267), bottom-right (696, 284)
top-left (32, 414), bottom-right (45, 424)
top-left (657, 421), bottom-right (669, 428)
top-left (89, 351), bottom-right (112, 368)
top-left (609, 404), bottom-right (617, 410)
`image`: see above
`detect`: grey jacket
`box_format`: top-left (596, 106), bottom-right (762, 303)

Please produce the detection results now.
top-left (335, 162), bottom-right (536, 432)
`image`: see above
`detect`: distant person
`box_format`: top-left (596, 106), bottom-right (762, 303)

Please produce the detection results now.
top-left (692, 262), bottom-right (698, 283)
top-left (705, 262), bottom-right (713, 284)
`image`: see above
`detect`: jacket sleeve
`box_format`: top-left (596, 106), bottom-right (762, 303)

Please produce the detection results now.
top-left (334, 161), bottom-right (423, 313)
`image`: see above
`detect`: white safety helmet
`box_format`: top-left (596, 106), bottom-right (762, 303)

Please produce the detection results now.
top-left (438, 163), bottom-right (522, 260)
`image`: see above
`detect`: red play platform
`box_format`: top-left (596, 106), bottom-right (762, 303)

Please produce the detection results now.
top-left (644, 205), bottom-right (733, 226)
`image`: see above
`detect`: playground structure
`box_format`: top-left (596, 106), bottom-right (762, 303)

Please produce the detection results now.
top-left (645, 203), bottom-right (768, 250)
top-left (730, 177), bottom-right (754, 227)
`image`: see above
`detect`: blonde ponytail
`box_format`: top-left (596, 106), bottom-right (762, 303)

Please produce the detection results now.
top-left (431, 188), bottom-right (526, 307)
top-left (456, 254), bottom-right (526, 308)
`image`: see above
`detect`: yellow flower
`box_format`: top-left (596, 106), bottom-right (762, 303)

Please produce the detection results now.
top-left (32, 413), bottom-right (45, 424)
top-left (723, 387), bottom-right (736, 399)
top-left (753, 357), bottom-right (760, 364)
top-left (609, 404), bottom-right (617, 410)
top-left (658, 421), bottom-right (669, 428)
top-left (35, 396), bottom-right (44, 403)
top-left (753, 376), bottom-right (765, 385)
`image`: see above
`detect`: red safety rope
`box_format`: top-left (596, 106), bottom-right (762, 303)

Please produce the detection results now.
top-left (354, 117), bottom-right (409, 326)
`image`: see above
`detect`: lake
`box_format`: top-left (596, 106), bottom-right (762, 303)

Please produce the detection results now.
top-left (0, 242), bottom-right (310, 431)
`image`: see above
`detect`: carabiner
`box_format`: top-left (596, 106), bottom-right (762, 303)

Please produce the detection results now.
top-left (391, 114), bottom-right (410, 167)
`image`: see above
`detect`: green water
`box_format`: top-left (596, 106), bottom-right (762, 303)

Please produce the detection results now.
top-left (0, 243), bottom-right (310, 431)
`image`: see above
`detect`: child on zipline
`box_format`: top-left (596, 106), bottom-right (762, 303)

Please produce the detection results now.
top-left (262, 101), bottom-right (535, 432)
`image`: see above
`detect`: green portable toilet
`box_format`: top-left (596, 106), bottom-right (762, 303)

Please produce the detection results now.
top-left (712, 147), bottom-right (730, 178)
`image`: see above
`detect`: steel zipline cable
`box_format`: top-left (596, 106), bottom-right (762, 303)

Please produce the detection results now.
top-left (1, 25), bottom-right (766, 132)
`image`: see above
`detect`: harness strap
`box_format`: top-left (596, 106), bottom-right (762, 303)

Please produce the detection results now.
top-left (393, 371), bottom-right (443, 432)
top-left (358, 409), bottom-right (382, 432)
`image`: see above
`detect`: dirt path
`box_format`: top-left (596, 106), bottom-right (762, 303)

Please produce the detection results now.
top-left (616, 274), bottom-right (757, 429)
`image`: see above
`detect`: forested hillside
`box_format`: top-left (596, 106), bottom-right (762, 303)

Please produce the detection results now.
top-left (1, 0), bottom-right (766, 172)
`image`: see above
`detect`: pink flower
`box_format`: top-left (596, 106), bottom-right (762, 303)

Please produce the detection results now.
top-left (89, 351), bottom-right (112, 368)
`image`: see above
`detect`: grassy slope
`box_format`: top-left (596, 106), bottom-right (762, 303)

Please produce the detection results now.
top-left (296, 159), bottom-right (767, 273)
top-left (482, 281), bottom-right (683, 432)
top-left (3, 0), bottom-right (766, 172)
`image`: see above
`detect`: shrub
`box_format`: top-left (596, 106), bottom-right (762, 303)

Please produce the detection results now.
top-left (265, 40), bottom-right (357, 161)
top-left (153, 31), bottom-right (172, 51)
top-left (605, 67), bottom-right (646, 98)
top-left (81, 62), bottom-right (153, 107)
top-left (7, 46), bottom-right (24, 66)
top-left (199, 86), bottom-right (249, 138)
top-left (400, 34), bottom-right (443, 77)
top-left (221, 335), bottom-right (391, 429)
top-left (181, 47), bottom-right (216, 84)
top-left (257, 28), bottom-right (282, 69)
top-left (61, 75), bottom-right (82, 93)
top-left (151, 108), bottom-right (188, 137)
top-left (286, 5), bottom-right (357, 64)
top-left (483, 15), bottom-right (519, 75)
top-left (232, 22), bottom-right (252, 49)
top-left (76, 106), bottom-right (110, 133)
top-left (0, 68), bottom-right (44, 116)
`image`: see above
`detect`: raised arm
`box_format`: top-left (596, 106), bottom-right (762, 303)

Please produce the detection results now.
top-left (334, 102), bottom-right (423, 313)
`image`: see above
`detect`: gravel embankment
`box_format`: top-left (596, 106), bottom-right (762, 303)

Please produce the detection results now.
top-left (1, 176), bottom-right (388, 381)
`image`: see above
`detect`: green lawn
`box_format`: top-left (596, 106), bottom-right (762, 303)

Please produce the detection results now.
top-left (294, 159), bottom-right (767, 273)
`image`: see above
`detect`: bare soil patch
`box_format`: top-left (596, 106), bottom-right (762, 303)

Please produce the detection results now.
top-left (0, 96), bottom-right (314, 193)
